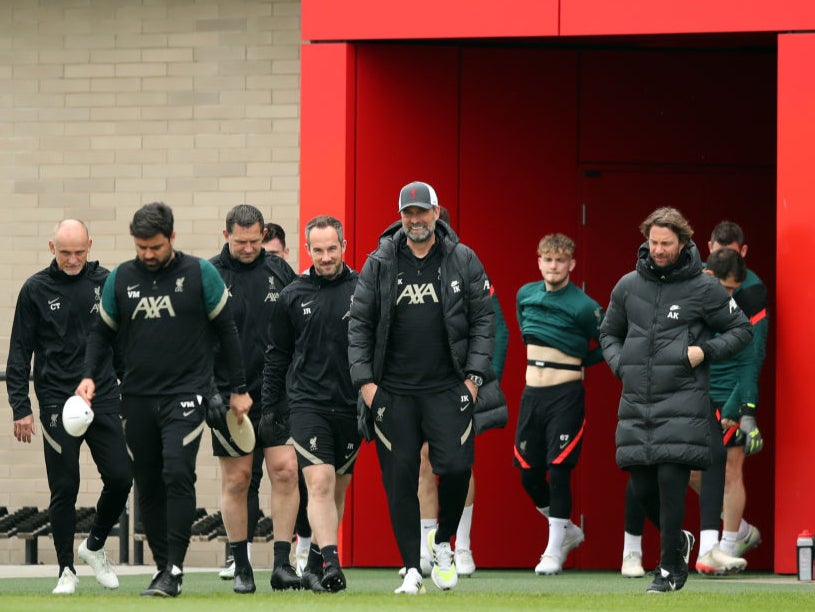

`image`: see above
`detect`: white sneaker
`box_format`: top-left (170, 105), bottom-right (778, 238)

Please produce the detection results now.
top-left (218, 558), bottom-right (235, 580)
top-left (696, 544), bottom-right (748, 576)
top-left (394, 567), bottom-right (426, 594)
top-left (562, 523), bottom-right (585, 558)
top-left (78, 539), bottom-right (119, 589)
top-left (733, 524), bottom-right (762, 558)
top-left (398, 555), bottom-right (432, 578)
top-left (455, 548), bottom-right (476, 576)
top-left (535, 554), bottom-right (562, 575)
top-left (52, 567), bottom-right (78, 594)
top-left (621, 551), bottom-right (645, 578)
top-left (427, 529), bottom-right (458, 590)
top-left (295, 549), bottom-right (309, 577)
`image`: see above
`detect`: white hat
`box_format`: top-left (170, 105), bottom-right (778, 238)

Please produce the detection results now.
top-left (225, 410), bottom-right (255, 453)
top-left (62, 395), bottom-right (94, 437)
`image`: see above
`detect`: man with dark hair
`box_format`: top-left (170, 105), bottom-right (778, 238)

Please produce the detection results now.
top-left (263, 222), bottom-right (290, 260)
top-left (263, 215), bottom-right (359, 593)
top-left (76, 202), bottom-right (251, 597)
top-left (707, 220), bottom-right (768, 559)
top-left (210, 204), bottom-right (298, 593)
top-left (601, 207), bottom-right (752, 593)
top-left (620, 248), bottom-right (752, 578)
top-left (349, 181), bottom-right (506, 594)
top-left (515, 232), bottom-right (604, 576)
top-left (7, 219), bottom-right (132, 595)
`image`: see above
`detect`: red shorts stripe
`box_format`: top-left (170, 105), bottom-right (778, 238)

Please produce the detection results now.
top-left (514, 445), bottom-right (532, 469)
top-left (551, 418), bottom-right (585, 465)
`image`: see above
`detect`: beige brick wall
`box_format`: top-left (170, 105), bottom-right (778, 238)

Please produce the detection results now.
top-left (0, 0), bottom-right (301, 567)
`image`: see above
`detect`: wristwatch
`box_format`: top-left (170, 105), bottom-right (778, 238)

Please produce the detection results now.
top-left (466, 373), bottom-right (483, 387)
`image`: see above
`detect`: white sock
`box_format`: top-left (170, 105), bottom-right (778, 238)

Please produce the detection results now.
top-left (537, 506), bottom-right (550, 518)
top-left (737, 519), bottom-right (751, 540)
top-left (544, 517), bottom-right (568, 560)
top-left (456, 504), bottom-right (473, 550)
top-left (247, 540), bottom-right (252, 561)
top-left (720, 530), bottom-right (739, 555)
top-left (420, 519), bottom-right (437, 559)
top-left (699, 529), bottom-right (719, 557)
top-left (623, 532), bottom-right (642, 558)
top-left (295, 535), bottom-right (310, 554)
top-left (170, 564), bottom-right (183, 576)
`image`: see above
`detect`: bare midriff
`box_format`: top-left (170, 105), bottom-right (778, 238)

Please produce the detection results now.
top-left (525, 344), bottom-right (583, 387)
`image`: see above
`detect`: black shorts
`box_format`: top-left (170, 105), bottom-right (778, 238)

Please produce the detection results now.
top-left (373, 382), bottom-right (474, 475)
top-left (211, 408), bottom-right (264, 457)
top-left (258, 406), bottom-right (291, 449)
top-left (711, 400), bottom-right (745, 449)
top-left (289, 407), bottom-right (361, 475)
top-left (513, 381), bottom-right (585, 469)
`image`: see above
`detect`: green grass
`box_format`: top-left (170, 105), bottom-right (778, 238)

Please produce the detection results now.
top-left (1, 569), bottom-right (814, 611)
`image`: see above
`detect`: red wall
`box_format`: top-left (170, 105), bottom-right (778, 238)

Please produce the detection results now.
top-left (775, 32), bottom-right (815, 574)
top-left (303, 1), bottom-right (558, 40)
top-left (303, 0), bottom-right (815, 40)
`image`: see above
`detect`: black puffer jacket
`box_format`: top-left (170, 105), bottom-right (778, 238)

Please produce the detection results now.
top-left (600, 241), bottom-right (752, 470)
top-left (348, 220), bottom-right (507, 436)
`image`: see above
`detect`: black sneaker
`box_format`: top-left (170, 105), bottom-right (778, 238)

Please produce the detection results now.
top-left (141, 568), bottom-right (183, 597)
top-left (646, 567), bottom-right (676, 594)
top-left (233, 565), bottom-right (256, 594)
top-left (301, 567), bottom-right (327, 593)
top-left (270, 563), bottom-right (302, 590)
top-left (676, 530), bottom-right (695, 591)
top-left (680, 530), bottom-right (696, 566)
top-left (320, 563), bottom-right (346, 592)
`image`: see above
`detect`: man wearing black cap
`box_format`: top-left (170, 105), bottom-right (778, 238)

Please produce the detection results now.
top-left (349, 181), bottom-right (505, 594)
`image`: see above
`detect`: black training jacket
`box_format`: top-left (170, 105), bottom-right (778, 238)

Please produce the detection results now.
top-left (210, 246), bottom-right (296, 400)
top-left (7, 260), bottom-right (119, 420)
top-left (263, 264), bottom-right (358, 415)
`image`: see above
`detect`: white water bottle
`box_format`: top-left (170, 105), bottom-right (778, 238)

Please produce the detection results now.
top-left (797, 530), bottom-right (814, 581)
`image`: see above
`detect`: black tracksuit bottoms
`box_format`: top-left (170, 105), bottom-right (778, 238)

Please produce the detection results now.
top-left (122, 394), bottom-right (205, 571)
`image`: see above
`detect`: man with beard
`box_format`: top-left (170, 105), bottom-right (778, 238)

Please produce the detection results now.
top-left (349, 181), bottom-right (505, 594)
top-left (77, 202), bottom-right (251, 597)
top-left (600, 207), bottom-right (752, 594)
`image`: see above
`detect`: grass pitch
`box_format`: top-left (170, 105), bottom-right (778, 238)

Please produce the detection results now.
top-left (1, 568), bottom-right (813, 611)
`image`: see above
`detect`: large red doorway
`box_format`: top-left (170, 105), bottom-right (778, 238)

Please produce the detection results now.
top-left (344, 42), bottom-right (776, 570)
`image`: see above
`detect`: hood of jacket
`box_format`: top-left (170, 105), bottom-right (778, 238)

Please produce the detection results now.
top-left (635, 239), bottom-right (702, 284)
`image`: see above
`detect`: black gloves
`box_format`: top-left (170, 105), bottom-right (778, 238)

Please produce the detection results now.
top-left (258, 400), bottom-right (289, 447)
top-left (204, 391), bottom-right (228, 432)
